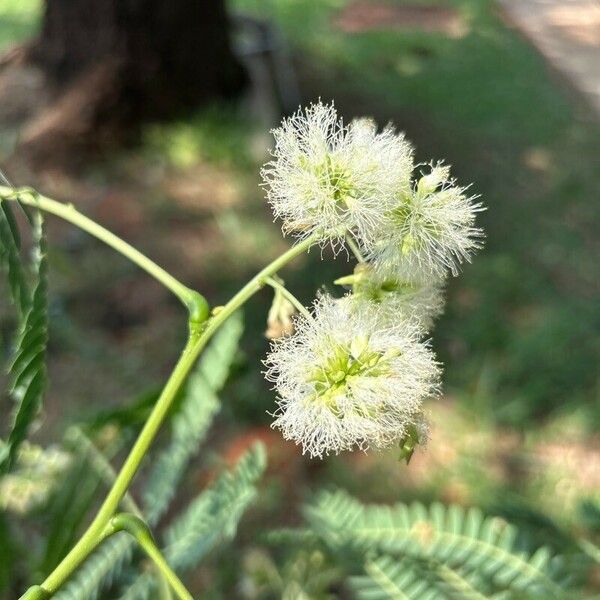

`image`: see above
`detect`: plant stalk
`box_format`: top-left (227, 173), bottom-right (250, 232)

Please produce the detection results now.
top-left (28, 233), bottom-right (318, 598)
top-left (345, 233), bottom-right (366, 263)
top-left (0, 186), bottom-right (209, 322)
top-left (263, 275), bottom-right (311, 319)
top-left (110, 514), bottom-right (192, 600)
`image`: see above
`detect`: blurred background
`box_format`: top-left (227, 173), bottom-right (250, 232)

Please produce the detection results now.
top-left (0, 0), bottom-right (599, 597)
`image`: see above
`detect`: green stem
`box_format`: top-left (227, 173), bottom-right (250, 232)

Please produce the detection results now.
top-left (158, 574), bottom-right (175, 600)
top-left (0, 186), bottom-right (209, 322)
top-left (68, 427), bottom-right (173, 592)
top-left (31, 233), bottom-right (318, 598)
top-left (345, 233), bottom-right (366, 263)
top-left (110, 514), bottom-right (192, 600)
top-left (141, 544), bottom-right (190, 600)
top-left (135, 534), bottom-right (191, 600)
top-left (38, 333), bottom-right (201, 595)
top-left (263, 275), bottom-right (311, 319)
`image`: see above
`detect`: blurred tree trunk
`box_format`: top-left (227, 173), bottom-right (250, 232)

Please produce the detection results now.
top-left (32, 0), bottom-right (246, 118)
top-left (13, 0), bottom-right (246, 164)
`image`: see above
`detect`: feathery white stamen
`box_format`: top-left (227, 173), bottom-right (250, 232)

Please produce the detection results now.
top-left (367, 162), bottom-right (485, 278)
top-left (264, 295), bottom-right (440, 458)
top-left (261, 102), bottom-right (414, 251)
top-left (348, 263), bottom-right (446, 333)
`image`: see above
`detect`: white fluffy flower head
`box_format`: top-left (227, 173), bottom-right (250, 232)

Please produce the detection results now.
top-left (339, 263), bottom-right (446, 333)
top-left (265, 295), bottom-right (440, 458)
top-left (368, 162), bottom-right (484, 278)
top-left (261, 101), bottom-right (414, 250)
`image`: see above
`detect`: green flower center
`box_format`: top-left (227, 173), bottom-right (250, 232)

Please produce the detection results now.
top-left (359, 276), bottom-right (415, 304)
top-left (389, 194), bottom-right (442, 255)
top-left (307, 337), bottom-right (400, 416)
top-left (324, 158), bottom-right (356, 206)
top-left (301, 154), bottom-right (357, 210)
top-left (337, 264), bottom-right (416, 303)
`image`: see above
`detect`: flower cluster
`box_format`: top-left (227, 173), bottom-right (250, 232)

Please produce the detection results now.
top-left (335, 263), bottom-right (446, 332)
top-left (368, 162), bottom-right (484, 278)
top-left (262, 102), bottom-right (484, 458)
top-left (265, 295), bottom-right (440, 458)
top-left (261, 102), bottom-right (413, 251)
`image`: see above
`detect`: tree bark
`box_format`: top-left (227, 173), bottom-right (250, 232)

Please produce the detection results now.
top-left (7, 0), bottom-right (248, 165)
top-left (31, 0), bottom-right (247, 119)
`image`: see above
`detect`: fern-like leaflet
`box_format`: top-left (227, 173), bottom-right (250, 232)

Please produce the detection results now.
top-left (117, 443), bottom-right (267, 600)
top-left (0, 179), bottom-right (30, 314)
top-left (1, 208), bottom-right (48, 472)
top-left (305, 490), bottom-right (570, 599)
top-left (350, 555), bottom-right (500, 600)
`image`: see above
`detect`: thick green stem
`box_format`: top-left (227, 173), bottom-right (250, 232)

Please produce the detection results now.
top-left (19, 587), bottom-right (50, 600)
top-left (110, 514), bottom-right (192, 600)
top-left (38, 333), bottom-right (201, 594)
top-left (0, 186), bottom-right (209, 321)
top-left (29, 233), bottom-right (318, 598)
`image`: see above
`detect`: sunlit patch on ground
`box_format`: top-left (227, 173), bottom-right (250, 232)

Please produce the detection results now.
top-left (547, 4), bottom-right (600, 47)
top-left (334, 2), bottom-right (469, 38)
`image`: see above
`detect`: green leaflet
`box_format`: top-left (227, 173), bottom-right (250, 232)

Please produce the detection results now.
top-left (352, 555), bottom-right (440, 600)
top-left (117, 443), bottom-right (267, 600)
top-left (350, 555), bottom-right (493, 600)
top-left (1, 211), bottom-right (48, 473)
top-left (163, 442), bottom-right (267, 568)
top-left (0, 193), bottom-right (29, 314)
top-left (52, 534), bottom-right (135, 600)
top-left (53, 311), bottom-right (243, 600)
top-left (193, 308), bottom-right (244, 391)
top-left (305, 490), bottom-right (570, 599)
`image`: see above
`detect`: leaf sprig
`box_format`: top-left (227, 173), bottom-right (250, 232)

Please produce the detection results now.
top-left (0, 200), bottom-right (48, 473)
